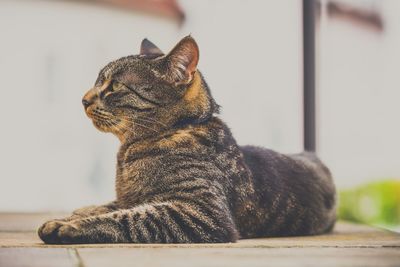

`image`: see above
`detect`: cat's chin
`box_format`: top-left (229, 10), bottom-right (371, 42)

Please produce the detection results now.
top-left (91, 120), bottom-right (111, 133)
top-left (91, 119), bottom-right (128, 142)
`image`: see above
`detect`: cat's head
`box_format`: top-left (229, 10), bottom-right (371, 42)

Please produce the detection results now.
top-left (82, 36), bottom-right (219, 142)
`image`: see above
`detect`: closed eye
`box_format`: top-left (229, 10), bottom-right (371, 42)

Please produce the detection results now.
top-left (112, 80), bottom-right (124, 91)
top-left (100, 80), bottom-right (124, 99)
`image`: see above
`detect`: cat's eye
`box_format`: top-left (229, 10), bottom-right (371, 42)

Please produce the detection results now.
top-left (111, 81), bottom-right (123, 92)
top-left (100, 80), bottom-right (123, 99)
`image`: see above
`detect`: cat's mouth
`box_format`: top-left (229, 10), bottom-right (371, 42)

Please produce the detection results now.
top-left (85, 107), bottom-right (129, 141)
top-left (85, 107), bottom-right (113, 131)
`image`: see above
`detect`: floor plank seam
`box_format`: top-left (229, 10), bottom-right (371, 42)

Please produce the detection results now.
top-left (68, 248), bottom-right (85, 267)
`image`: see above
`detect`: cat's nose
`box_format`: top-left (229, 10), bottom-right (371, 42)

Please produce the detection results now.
top-left (82, 98), bottom-right (92, 109)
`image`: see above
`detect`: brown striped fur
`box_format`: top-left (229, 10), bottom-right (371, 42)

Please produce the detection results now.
top-left (38, 36), bottom-right (336, 244)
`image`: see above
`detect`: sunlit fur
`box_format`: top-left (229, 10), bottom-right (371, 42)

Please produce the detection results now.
top-left (38, 36), bottom-right (336, 244)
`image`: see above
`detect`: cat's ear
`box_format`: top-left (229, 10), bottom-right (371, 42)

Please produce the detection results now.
top-left (164, 36), bottom-right (199, 85)
top-left (140, 38), bottom-right (163, 55)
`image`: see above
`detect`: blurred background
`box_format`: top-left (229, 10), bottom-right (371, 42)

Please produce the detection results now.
top-left (0, 0), bottom-right (398, 231)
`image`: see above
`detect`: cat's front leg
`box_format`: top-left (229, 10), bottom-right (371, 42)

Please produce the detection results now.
top-left (38, 211), bottom-right (129, 244)
top-left (39, 200), bottom-right (238, 244)
top-left (38, 201), bottom-right (119, 242)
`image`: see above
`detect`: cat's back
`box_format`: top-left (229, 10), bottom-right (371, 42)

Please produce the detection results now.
top-left (239, 145), bottom-right (336, 237)
top-left (241, 146), bottom-right (332, 184)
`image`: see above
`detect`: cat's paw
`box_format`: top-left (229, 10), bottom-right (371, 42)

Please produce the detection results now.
top-left (38, 220), bottom-right (81, 244)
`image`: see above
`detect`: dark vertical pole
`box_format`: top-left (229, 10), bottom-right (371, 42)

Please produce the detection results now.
top-left (303, 0), bottom-right (316, 152)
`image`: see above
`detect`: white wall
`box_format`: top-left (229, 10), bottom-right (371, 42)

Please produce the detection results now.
top-left (0, 0), bottom-right (303, 211)
top-left (318, 0), bottom-right (400, 188)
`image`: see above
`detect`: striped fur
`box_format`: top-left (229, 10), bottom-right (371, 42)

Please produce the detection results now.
top-left (38, 36), bottom-right (336, 244)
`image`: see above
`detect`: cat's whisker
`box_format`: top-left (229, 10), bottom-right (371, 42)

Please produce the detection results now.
top-left (117, 120), bottom-right (159, 134)
top-left (132, 123), bottom-right (159, 134)
top-left (115, 119), bottom-right (149, 132)
top-left (106, 119), bottom-right (127, 133)
top-left (112, 116), bottom-right (163, 129)
top-left (109, 123), bottom-right (125, 136)
top-left (93, 112), bottom-right (167, 133)
top-left (93, 114), bottom-right (160, 136)
top-left (135, 116), bottom-right (168, 128)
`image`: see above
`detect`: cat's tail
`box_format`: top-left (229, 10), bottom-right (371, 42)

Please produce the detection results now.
top-left (290, 151), bottom-right (337, 234)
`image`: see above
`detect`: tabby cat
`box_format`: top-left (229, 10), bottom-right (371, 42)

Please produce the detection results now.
top-left (38, 36), bottom-right (336, 244)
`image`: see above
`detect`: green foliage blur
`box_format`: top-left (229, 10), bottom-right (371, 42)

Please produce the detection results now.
top-left (339, 179), bottom-right (400, 230)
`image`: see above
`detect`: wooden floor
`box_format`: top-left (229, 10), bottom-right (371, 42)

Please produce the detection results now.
top-left (0, 213), bottom-right (399, 267)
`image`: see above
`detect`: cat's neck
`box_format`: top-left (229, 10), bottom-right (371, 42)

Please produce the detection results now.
top-left (117, 116), bottom-right (222, 155)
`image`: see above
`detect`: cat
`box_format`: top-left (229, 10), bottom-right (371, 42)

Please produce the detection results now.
top-left (38, 36), bottom-right (336, 244)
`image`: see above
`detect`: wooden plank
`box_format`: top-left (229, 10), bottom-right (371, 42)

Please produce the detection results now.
top-left (1, 221), bottom-right (399, 248)
top-left (0, 232), bottom-right (43, 248)
top-left (0, 213), bottom-right (399, 248)
top-left (77, 247), bottom-right (400, 267)
top-left (0, 248), bottom-right (78, 267)
top-left (0, 213), bottom-right (399, 267)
